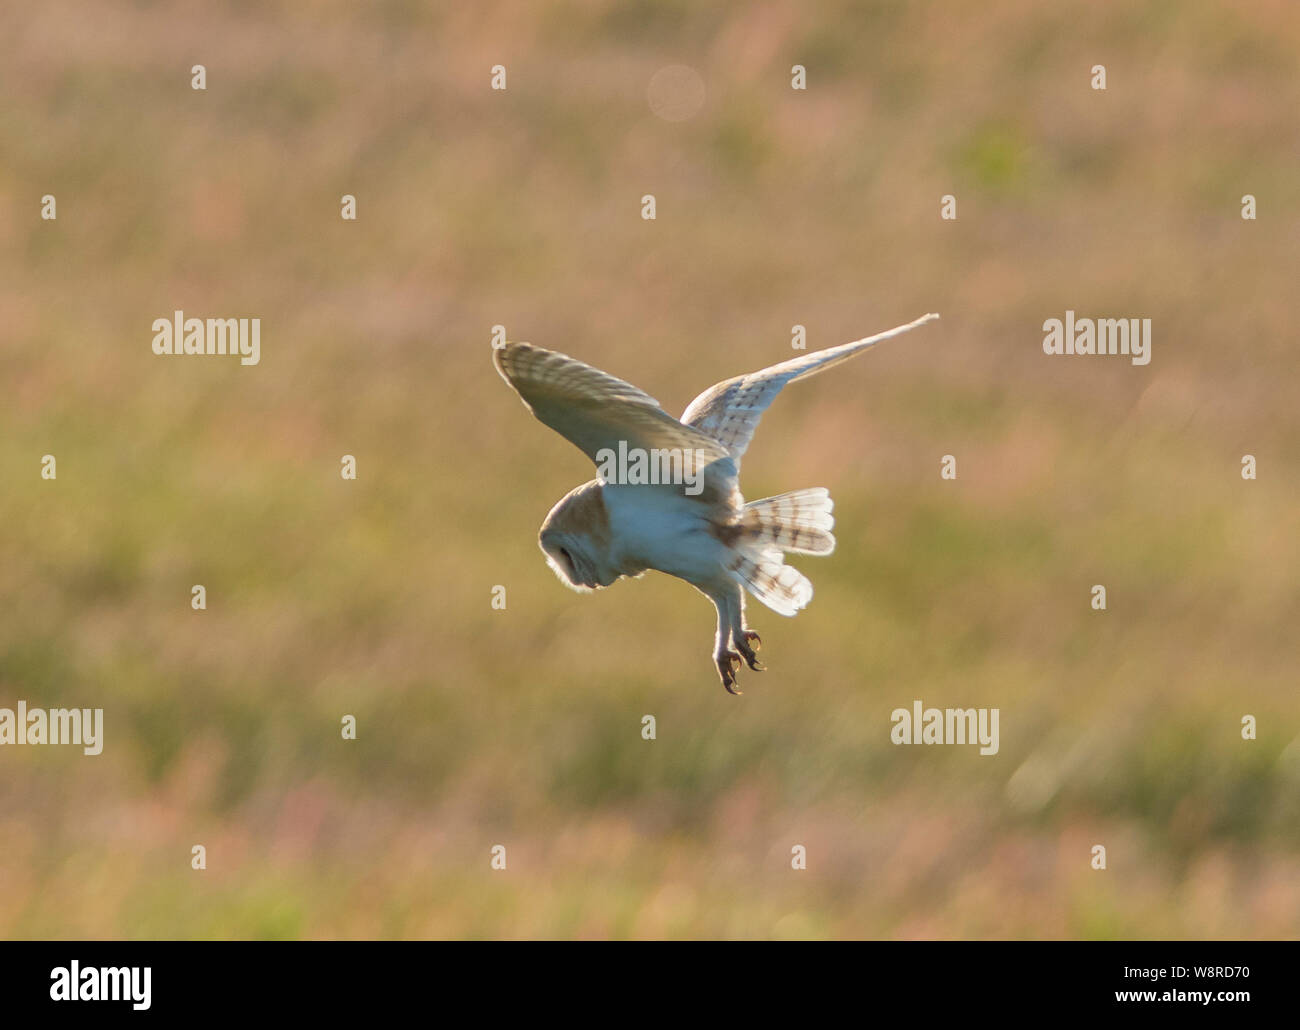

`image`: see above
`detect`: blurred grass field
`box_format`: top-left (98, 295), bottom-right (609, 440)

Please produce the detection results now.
top-left (1, 0), bottom-right (1298, 938)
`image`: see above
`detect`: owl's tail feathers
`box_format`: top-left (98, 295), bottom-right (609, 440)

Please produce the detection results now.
top-left (731, 548), bottom-right (814, 617)
top-left (730, 488), bottom-right (833, 614)
top-left (741, 488), bottom-right (836, 556)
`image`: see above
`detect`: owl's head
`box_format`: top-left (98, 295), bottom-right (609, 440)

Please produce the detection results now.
top-left (538, 480), bottom-right (616, 591)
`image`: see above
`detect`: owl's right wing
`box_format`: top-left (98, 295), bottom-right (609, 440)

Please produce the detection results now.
top-left (494, 341), bottom-right (738, 497)
top-left (680, 313), bottom-right (939, 467)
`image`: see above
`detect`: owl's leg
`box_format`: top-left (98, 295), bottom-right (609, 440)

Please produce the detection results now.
top-left (709, 586), bottom-right (745, 694)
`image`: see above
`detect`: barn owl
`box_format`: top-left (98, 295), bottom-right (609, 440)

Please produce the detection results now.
top-left (494, 313), bottom-right (939, 693)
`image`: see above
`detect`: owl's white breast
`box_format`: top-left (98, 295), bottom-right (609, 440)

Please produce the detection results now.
top-left (602, 484), bottom-right (736, 586)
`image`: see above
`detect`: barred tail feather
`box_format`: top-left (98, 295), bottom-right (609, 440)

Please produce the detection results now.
top-left (742, 488), bottom-right (836, 556)
top-left (730, 547), bottom-right (814, 617)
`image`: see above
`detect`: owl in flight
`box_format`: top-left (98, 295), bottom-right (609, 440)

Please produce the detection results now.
top-left (494, 313), bottom-right (939, 693)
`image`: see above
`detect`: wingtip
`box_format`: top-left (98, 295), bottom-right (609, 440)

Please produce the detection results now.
top-left (904, 312), bottom-right (940, 333)
top-left (492, 339), bottom-right (536, 371)
top-left (491, 339), bottom-right (521, 378)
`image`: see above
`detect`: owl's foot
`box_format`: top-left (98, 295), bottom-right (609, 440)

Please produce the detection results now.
top-left (734, 630), bottom-right (765, 672)
top-left (715, 651), bottom-right (744, 694)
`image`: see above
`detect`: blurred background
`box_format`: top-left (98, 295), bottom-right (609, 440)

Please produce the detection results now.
top-left (1, 0), bottom-right (1297, 939)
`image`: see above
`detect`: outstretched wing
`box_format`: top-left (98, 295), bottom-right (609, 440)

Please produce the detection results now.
top-left (494, 341), bottom-right (736, 495)
top-left (680, 313), bottom-right (939, 465)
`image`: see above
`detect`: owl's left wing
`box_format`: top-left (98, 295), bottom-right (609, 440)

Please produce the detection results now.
top-left (494, 341), bottom-right (738, 496)
top-left (681, 313), bottom-right (939, 466)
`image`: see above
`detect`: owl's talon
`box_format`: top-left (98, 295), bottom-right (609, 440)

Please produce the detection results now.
top-left (734, 631), bottom-right (764, 672)
top-left (716, 652), bottom-right (744, 694)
